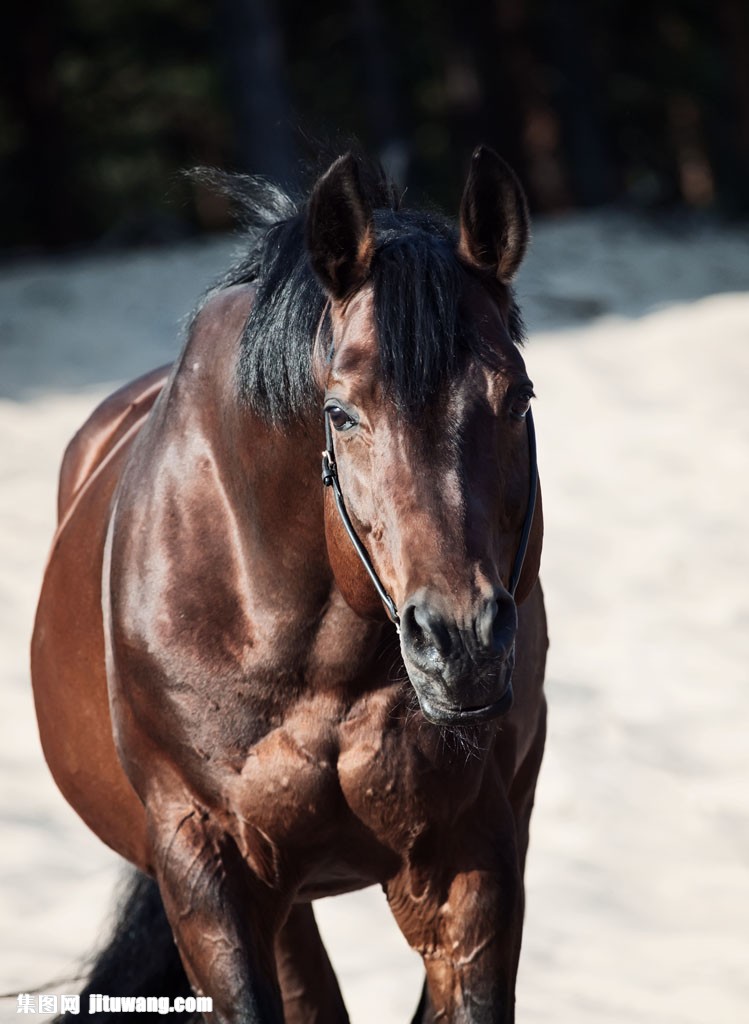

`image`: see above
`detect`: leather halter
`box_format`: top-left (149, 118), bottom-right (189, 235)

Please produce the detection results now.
top-left (321, 407), bottom-right (538, 633)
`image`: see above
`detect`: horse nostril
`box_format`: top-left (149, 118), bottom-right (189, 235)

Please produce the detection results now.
top-left (478, 591), bottom-right (517, 658)
top-left (403, 601), bottom-right (453, 661)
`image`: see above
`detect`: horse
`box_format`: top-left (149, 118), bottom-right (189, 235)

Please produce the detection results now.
top-left (31, 147), bottom-right (548, 1024)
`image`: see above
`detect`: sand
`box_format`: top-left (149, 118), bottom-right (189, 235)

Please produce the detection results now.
top-left (1, 213), bottom-right (747, 1022)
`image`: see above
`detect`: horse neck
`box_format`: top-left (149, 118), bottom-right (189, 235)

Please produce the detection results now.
top-left (173, 285), bottom-right (334, 607)
top-left (232, 407), bottom-right (328, 571)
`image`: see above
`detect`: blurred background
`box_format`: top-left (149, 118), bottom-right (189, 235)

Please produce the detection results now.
top-left (2, 0), bottom-right (748, 254)
top-left (1, 4), bottom-right (749, 1024)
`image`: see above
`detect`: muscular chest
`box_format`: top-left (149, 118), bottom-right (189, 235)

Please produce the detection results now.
top-left (215, 687), bottom-right (494, 893)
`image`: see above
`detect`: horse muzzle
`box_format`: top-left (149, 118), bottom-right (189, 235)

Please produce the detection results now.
top-left (400, 587), bottom-right (517, 725)
top-left (412, 667), bottom-right (515, 726)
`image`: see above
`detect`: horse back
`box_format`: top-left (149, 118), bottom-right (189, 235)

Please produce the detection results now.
top-left (57, 365), bottom-right (169, 522)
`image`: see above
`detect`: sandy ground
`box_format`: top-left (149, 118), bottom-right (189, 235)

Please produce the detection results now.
top-left (1, 213), bottom-right (748, 1023)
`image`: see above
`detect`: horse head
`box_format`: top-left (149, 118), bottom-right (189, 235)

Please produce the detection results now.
top-left (306, 148), bottom-right (543, 726)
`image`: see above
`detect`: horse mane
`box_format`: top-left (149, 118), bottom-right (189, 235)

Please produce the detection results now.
top-left (198, 161), bottom-right (525, 427)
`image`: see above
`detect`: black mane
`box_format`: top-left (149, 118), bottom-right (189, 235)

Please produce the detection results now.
top-left (204, 163), bottom-right (524, 426)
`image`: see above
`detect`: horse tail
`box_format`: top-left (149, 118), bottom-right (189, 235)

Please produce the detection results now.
top-left (54, 870), bottom-right (197, 1022)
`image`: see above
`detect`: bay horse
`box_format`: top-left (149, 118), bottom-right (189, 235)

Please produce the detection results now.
top-left (31, 147), bottom-right (547, 1023)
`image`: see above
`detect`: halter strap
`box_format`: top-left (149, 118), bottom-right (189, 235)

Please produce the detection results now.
top-left (322, 408), bottom-right (538, 630)
top-left (509, 408), bottom-right (538, 596)
top-left (321, 413), bottom-right (401, 631)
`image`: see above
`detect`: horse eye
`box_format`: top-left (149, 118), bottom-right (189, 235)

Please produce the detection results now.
top-left (327, 405), bottom-right (357, 432)
top-left (511, 390), bottom-right (534, 420)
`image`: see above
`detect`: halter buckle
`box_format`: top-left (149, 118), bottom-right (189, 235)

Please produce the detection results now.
top-left (321, 450), bottom-right (336, 487)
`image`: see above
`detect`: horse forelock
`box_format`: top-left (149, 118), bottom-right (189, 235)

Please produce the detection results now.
top-left (212, 165), bottom-right (524, 427)
top-left (370, 216), bottom-right (522, 419)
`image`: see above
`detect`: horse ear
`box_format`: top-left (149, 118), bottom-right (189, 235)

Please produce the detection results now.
top-left (458, 146), bottom-right (530, 284)
top-left (306, 153), bottom-right (375, 300)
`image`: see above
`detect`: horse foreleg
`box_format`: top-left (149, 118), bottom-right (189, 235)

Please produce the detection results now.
top-left (147, 802), bottom-right (286, 1024)
top-left (387, 801), bottom-right (524, 1024)
top-left (508, 704), bottom-right (547, 876)
top-left (274, 903), bottom-right (350, 1024)
top-left (409, 980), bottom-right (431, 1024)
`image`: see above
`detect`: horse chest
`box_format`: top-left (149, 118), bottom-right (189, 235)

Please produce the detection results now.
top-left (221, 690), bottom-right (476, 891)
top-left (236, 731), bottom-right (336, 826)
top-left (336, 707), bottom-right (486, 846)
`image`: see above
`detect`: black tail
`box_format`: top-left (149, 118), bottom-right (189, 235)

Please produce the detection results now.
top-left (54, 871), bottom-right (198, 1022)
